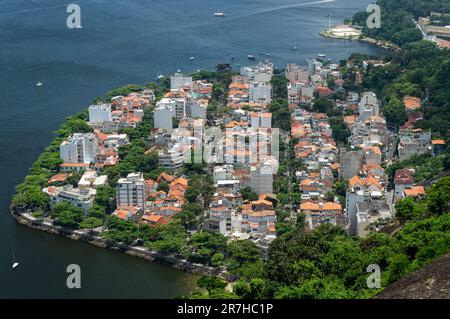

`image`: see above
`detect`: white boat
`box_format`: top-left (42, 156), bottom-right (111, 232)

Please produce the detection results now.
top-left (318, 53), bottom-right (327, 58)
top-left (75, 25), bottom-right (83, 29)
top-left (12, 253), bottom-right (19, 269)
top-left (214, 12), bottom-right (225, 17)
top-left (189, 56), bottom-right (195, 61)
top-left (157, 75), bottom-right (164, 80)
top-left (247, 55), bottom-right (256, 60)
top-left (36, 81), bottom-right (43, 87)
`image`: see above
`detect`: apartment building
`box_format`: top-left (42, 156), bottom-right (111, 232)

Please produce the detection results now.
top-left (60, 133), bottom-right (99, 164)
top-left (116, 172), bottom-right (147, 208)
top-left (88, 104), bottom-right (112, 123)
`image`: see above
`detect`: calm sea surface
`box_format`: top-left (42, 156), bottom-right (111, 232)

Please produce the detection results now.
top-left (0, 0), bottom-right (382, 298)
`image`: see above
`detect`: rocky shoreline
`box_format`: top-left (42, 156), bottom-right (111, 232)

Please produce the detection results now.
top-left (10, 205), bottom-right (231, 281)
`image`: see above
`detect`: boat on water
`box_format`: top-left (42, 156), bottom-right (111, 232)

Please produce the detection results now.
top-left (318, 53), bottom-right (327, 58)
top-left (291, 46), bottom-right (298, 50)
top-left (75, 25), bottom-right (83, 29)
top-left (36, 81), bottom-right (43, 87)
top-left (265, 53), bottom-right (271, 57)
top-left (189, 56), bottom-right (195, 61)
top-left (12, 253), bottom-right (19, 270)
top-left (157, 75), bottom-right (164, 80)
top-left (247, 55), bottom-right (256, 60)
top-left (214, 12), bottom-right (225, 17)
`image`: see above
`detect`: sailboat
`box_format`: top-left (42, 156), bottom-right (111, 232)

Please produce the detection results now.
top-left (12, 253), bottom-right (19, 270)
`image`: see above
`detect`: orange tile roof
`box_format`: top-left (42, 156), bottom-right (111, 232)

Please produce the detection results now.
top-left (300, 178), bottom-right (315, 187)
top-left (171, 177), bottom-right (188, 187)
top-left (229, 83), bottom-right (249, 90)
top-left (251, 199), bottom-right (273, 207)
top-left (403, 96), bottom-right (421, 110)
top-left (349, 175), bottom-right (363, 188)
top-left (48, 173), bottom-right (70, 184)
top-left (300, 201), bottom-right (342, 211)
top-left (157, 172), bottom-right (174, 183)
top-left (431, 139), bottom-right (445, 145)
top-left (404, 186), bottom-right (425, 197)
top-left (245, 210), bottom-right (276, 217)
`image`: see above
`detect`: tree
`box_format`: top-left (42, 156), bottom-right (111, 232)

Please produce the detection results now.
top-left (157, 182), bottom-right (169, 193)
top-left (94, 186), bottom-right (116, 212)
top-left (174, 203), bottom-right (204, 230)
top-left (395, 197), bottom-right (419, 222)
top-left (197, 276), bottom-right (227, 297)
top-left (313, 98), bottom-right (333, 113)
top-left (51, 201), bottom-right (84, 229)
top-left (382, 97), bottom-right (407, 128)
top-left (88, 204), bottom-right (106, 219)
top-left (79, 217), bottom-right (102, 231)
top-left (240, 186), bottom-right (258, 201)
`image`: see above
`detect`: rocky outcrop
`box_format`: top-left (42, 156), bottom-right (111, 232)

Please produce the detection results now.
top-left (375, 253), bottom-right (450, 299)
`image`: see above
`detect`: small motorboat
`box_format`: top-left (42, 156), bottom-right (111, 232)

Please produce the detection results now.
top-left (291, 46), bottom-right (298, 50)
top-left (318, 53), bottom-right (327, 58)
top-left (12, 253), bottom-right (19, 270)
top-left (36, 81), bottom-right (43, 87)
top-left (189, 56), bottom-right (195, 61)
top-left (75, 25), bottom-right (83, 29)
top-left (214, 12), bottom-right (225, 17)
top-left (247, 55), bottom-right (256, 60)
top-left (157, 75), bottom-right (164, 80)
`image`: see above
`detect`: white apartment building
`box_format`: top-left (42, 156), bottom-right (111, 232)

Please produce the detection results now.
top-left (190, 102), bottom-right (207, 119)
top-left (158, 145), bottom-right (185, 171)
top-left (249, 82), bottom-right (272, 104)
top-left (170, 73), bottom-right (193, 91)
top-left (339, 149), bottom-right (363, 180)
top-left (398, 129), bottom-right (432, 161)
top-left (60, 133), bottom-right (99, 164)
top-left (285, 63), bottom-right (309, 83)
top-left (88, 104), bottom-right (112, 123)
top-left (240, 61), bottom-right (274, 82)
top-left (103, 134), bottom-right (129, 150)
top-left (154, 103), bottom-right (173, 133)
top-left (116, 172), bottom-right (146, 208)
top-left (251, 163), bottom-right (274, 195)
top-left (250, 112), bottom-right (272, 128)
top-left (358, 92), bottom-right (379, 122)
top-left (44, 185), bottom-right (96, 214)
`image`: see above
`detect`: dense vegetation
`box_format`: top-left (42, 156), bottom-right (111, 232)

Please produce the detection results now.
top-left (351, 0), bottom-right (450, 137)
top-left (191, 176), bottom-right (450, 298)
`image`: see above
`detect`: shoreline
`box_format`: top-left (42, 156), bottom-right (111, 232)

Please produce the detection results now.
top-left (10, 204), bottom-right (231, 281)
top-left (320, 26), bottom-right (400, 51)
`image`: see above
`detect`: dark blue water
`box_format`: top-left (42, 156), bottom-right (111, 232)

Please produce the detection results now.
top-left (0, 0), bottom-right (381, 298)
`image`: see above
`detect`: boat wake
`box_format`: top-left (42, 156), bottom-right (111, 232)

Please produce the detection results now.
top-left (224, 0), bottom-right (337, 22)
